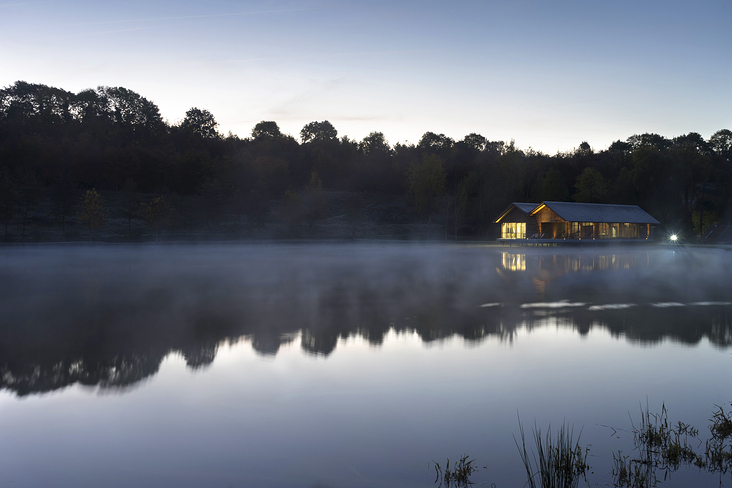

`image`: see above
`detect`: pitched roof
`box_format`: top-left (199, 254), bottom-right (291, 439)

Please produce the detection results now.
top-left (494, 202), bottom-right (540, 223)
top-left (513, 202), bottom-right (539, 213)
top-left (532, 201), bottom-right (659, 224)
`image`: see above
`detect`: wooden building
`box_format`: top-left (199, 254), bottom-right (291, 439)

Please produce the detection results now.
top-left (493, 202), bottom-right (539, 239)
top-left (494, 201), bottom-right (659, 241)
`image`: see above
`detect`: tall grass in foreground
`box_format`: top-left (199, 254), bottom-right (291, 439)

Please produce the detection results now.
top-left (612, 402), bottom-right (700, 488)
top-left (433, 404), bottom-right (732, 487)
top-left (515, 419), bottom-right (590, 488)
top-left (432, 455), bottom-right (477, 487)
top-left (612, 403), bottom-right (732, 487)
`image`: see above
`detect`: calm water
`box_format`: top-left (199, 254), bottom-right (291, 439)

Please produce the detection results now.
top-left (0, 243), bottom-right (730, 487)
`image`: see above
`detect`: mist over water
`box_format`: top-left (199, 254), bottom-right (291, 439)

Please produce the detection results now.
top-left (0, 243), bottom-right (730, 487)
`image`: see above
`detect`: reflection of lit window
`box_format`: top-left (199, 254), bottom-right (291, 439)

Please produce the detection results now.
top-left (501, 222), bottom-right (526, 239)
top-left (502, 252), bottom-right (526, 271)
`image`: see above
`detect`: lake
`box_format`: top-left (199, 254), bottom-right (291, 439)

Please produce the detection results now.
top-left (0, 243), bottom-right (730, 487)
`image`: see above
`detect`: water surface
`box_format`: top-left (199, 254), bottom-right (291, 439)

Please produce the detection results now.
top-left (0, 243), bottom-right (730, 487)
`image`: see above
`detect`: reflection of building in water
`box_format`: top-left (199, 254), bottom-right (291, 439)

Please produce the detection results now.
top-left (502, 252), bottom-right (526, 271)
top-left (495, 201), bottom-right (659, 242)
top-left (501, 251), bottom-right (652, 296)
top-left (502, 252), bottom-right (650, 274)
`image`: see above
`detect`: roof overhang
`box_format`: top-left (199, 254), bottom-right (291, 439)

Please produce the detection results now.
top-left (528, 203), bottom-right (546, 217)
top-left (494, 205), bottom-right (515, 223)
top-left (494, 202), bottom-right (539, 223)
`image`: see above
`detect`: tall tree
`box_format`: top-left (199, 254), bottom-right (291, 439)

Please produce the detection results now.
top-left (627, 133), bottom-right (671, 151)
top-left (418, 132), bottom-right (454, 153)
top-left (576, 141), bottom-right (592, 155)
top-left (710, 129), bottom-right (732, 155)
top-left (460, 133), bottom-right (487, 152)
top-left (359, 132), bottom-right (390, 155)
top-left (252, 121), bottom-right (282, 140)
top-left (300, 120), bottom-right (337, 143)
top-left (709, 129), bottom-right (732, 217)
top-left (672, 133), bottom-right (712, 232)
top-left (0, 81), bottom-right (72, 126)
top-left (97, 86), bottom-right (164, 133)
top-left (181, 108), bottom-right (219, 139)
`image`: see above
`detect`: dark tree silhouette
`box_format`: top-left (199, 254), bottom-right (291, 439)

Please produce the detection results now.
top-left (0, 79), bottom-right (730, 241)
top-left (252, 121), bottom-right (282, 139)
top-left (181, 107), bottom-right (219, 139)
top-left (300, 120), bottom-right (337, 143)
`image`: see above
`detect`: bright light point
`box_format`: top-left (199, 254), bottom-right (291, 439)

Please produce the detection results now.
top-left (670, 234), bottom-right (678, 241)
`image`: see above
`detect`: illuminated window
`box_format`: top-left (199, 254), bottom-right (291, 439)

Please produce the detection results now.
top-left (569, 222), bottom-right (580, 239)
top-left (599, 223), bottom-right (609, 238)
top-left (608, 223), bottom-right (619, 238)
top-left (501, 222), bottom-right (526, 239)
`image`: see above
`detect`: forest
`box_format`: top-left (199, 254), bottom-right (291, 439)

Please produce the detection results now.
top-left (1, 80), bottom-right (730, 241)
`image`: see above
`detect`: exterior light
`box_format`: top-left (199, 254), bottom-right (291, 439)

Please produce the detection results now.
top-left (670, 234), bottom-right (678, 242)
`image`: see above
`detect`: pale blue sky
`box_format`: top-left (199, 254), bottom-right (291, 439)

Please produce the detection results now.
top-left (1, 0), bottom-right (730, 153)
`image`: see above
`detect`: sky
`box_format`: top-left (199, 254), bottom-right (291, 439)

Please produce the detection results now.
top-left (1, 0), bottom-right (730, 153)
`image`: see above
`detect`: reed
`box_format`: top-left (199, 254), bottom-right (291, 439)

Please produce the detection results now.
top-left (611, 451), bottom-right (648, 488)
top-left (706, 404), bottom-right (732, 474)
top-left (432, 455), bottom-right (477, 487)
top-left (432, 403), bottom-right (732, 488)
top-left (613, 402), bottom-right (706, 487)
top-left (631, 402), bottom-right (701, 471)
top-left (710, 404), bottom-right (732, 440)
top-left (515, 419), bottom-right (589, 488)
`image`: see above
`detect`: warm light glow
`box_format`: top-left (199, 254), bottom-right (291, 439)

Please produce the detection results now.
top-left (670, 234), bottom-right (678, 241)
top-left (501, 222), bottom-right (526, 239)
top-left (502, 252), bottom-right (526, 271)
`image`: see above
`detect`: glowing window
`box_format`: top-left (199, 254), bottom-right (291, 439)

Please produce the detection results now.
top-left (501, 222), bottom-right (526, 239)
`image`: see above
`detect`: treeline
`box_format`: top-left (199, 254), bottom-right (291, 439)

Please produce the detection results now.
top-left (1, 80), bottom-right (730, 240)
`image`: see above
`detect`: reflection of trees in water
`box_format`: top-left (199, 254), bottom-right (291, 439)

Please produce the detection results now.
top-left (1, 247), bottom-right (731, 396)
top-left (251, 332), bottom-right (296, 356)
top-left (516, 305), bottom-right (732, 347)
top-left (0, 354), bottom-right (165, 396)
top-left (3, 301), bottom-right (729, 396)
top-left (181, 340), bottom-right (218, 370)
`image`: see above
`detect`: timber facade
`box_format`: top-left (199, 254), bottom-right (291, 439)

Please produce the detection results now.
top-left (494, 201), bottom-right (659, 242)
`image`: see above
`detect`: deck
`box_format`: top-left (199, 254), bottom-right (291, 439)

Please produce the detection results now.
top-left (497, 238), bottom-right (656, 247)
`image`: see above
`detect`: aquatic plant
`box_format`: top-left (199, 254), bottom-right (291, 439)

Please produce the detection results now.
top-left (430, 403), bottom-right (732, 488)
top-left (611, 451), bottom-right (649, 488)
top-left (610, 403), bottom-right (702, 487)
top-left (612, 402), bottom-right (732, 486)
top-left (515, 419), bottom-right (590, 488)
top-left (710, 404), bottom-right (732, 440)
top-left (433, 455), bottom-right (477, 487)
top-left (706, 404), bottom-right (732, 474)
top-left (632, 403), bottom-right (701, 471)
